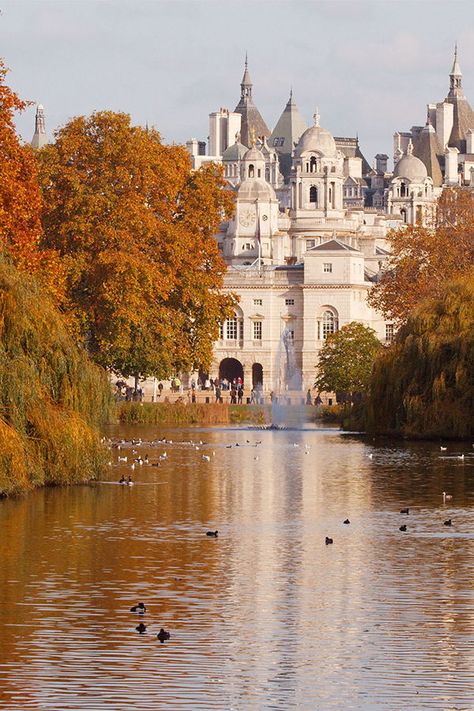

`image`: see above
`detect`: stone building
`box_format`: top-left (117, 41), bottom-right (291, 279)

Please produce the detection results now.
top-left (185, 55), bottom-right (474, 393)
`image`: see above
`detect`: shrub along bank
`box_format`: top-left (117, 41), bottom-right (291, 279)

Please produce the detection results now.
top-left (365, 273), bottom-right (474, 439)
top-left (115, 401), bottom-right (269, 426)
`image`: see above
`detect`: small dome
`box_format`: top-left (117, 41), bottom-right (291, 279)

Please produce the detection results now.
top-left (393, 154), bottom-right (428, 182)
top-left (296, 125), bottom-right (336, 157)
top-left (238, 178), bottom-right (276, 200)
top-left (222, 142), bottom-right (248, 161)
top-left (243, 146), bottom-right (265, 162)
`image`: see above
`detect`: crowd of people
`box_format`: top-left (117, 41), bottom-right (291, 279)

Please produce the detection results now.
top-left (114, 377), bottom-right (324, 407)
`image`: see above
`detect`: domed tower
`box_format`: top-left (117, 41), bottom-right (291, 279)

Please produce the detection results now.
top-left (290, 110), bottom-right (345, 222)
top-left (222, 135), bottom-right (248, 186)
top-left (223, 142), bottom-right (284, 265)
top-left (387, 140), bottom-right (435, 225)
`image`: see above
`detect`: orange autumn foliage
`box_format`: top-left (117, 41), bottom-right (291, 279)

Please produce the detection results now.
top-left (368, 188), bottom-right (474, 324)
top-left (38, 111), bottom-right (236, 379)
top-left (0, 59), bottom-right (65, 302)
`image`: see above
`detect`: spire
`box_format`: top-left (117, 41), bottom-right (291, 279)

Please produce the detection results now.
top-left (234, 58), bottom-right (270, 148)
top-left (240, 53), bottom-right (252, 98)
top-left (31, 103), bottom-right (47, 149)
top-left (449, 43), bottom-right (463, 98)
top-left (313, 108), bottom-right (320, 127)
top-left (406, 138), bottom-right (414, 156)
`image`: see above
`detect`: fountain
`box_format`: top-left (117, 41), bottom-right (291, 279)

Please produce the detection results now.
top-left (270, 328), bottom-right (307, 429)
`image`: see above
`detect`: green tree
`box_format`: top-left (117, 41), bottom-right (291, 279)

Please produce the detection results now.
top-left (314, 322), bottom-right (382, 404)
top-left (37, 111), bottom-right (236, 384)
top-left (366, 270), bottom-right (474, 438)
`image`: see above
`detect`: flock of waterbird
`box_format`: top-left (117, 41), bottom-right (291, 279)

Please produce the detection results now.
top-left (99, 434), bottom-right (470, 644)
top-left (129, 602), bottom-right (170, 642)
top-left (101, 435), bottom-right (469, 549)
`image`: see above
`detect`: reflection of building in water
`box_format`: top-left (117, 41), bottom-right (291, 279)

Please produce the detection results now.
top-left (184, 50), bottom-right (473, 391)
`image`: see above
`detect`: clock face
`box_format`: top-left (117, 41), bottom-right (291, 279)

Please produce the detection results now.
top-left (239, 207), bottom-right (256, 227)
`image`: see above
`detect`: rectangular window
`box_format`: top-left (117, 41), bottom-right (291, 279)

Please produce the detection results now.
top-left (253, 298), bottom-right (263, 306)
top-left (285, 298), bottom-right (295, 306)
top-left (306, 239), bottom-right (315, 249)
top-left (385, 324), bottom-right (394, 342)
top-left (273, 137), bottom-right (280, 147)
top-left (218, 323), bottom-right (223, 339)
top-left (226, 318), bottom-right (237, 340)
top-left (323, 263), bottom-right (333, 273)
top-left (253, 321), bottom-right (262, 340)
top-left (239, 319), bottom-right (244, 341)
top-left (288, 329), bottom-right (295, 341)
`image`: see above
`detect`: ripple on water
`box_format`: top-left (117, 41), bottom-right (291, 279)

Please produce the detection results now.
top-left (1, 426), bottom-right (474, 710)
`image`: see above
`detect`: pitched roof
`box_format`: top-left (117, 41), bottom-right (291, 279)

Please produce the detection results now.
top-left (269, 91), bottom-right (307, 156)
top-left (413, 123), bottom-right (443, 186)
top-left (446, 96), bottom-right (474, 152)
top-left (309, 238), bottom-right (360, 252)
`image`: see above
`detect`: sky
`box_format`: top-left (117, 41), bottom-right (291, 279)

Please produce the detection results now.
top-left (2, 0), bottom-right (474, 166)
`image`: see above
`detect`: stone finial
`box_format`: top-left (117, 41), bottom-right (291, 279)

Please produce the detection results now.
top-left (407, 139), bottom-right (414, 156)
top-left (250, 126), bottom-right (257, 147)
top-left (313, 108), bottom-right (320, 127)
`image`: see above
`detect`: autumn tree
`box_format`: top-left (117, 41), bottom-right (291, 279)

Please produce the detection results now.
top-left (0, 59), bottom-right (63, 300)
top-left (368, 188), bottom-right (474, 323)
top-left (37, 111), bottom-right (236, 384)
top-left (314, 322), bottom-right (382, 405)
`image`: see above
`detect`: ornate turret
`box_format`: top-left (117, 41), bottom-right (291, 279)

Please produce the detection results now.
top-left (31, 104), bottom-right (47, 149)
top-left (234, 56), bottom-right (270, 149)
top-left (448, 43), bottom-right (463, 99)
top-left (445, 45), bottom-right (474, 153)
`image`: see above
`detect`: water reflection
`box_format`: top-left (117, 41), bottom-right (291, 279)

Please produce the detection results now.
top-left (1, 426), bottom-right (474, 709)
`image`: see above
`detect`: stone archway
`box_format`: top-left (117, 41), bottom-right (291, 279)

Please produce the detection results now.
top-left (252, 363), bottom-right (263, 388)
top-left (219, 357), bottom-right (244, 385)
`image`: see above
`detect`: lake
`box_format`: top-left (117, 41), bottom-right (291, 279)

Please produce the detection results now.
top-left (1, 425), bottom-right (473, 710)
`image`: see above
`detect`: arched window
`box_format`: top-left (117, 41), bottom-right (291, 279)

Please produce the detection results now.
top-left (249, 164), bottom-right (254, 178)
top-left (400, 181), bottom-right (407, 197)
top-left (321, 310), bottom-right (338, 339)
top-left (310, 156), bottom-right (317, 173)
top-left (400, 208), bottom-right (407, 223)
top-left (310, 186), bottom-right (318, 204)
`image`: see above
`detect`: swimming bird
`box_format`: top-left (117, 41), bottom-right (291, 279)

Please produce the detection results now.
top-left (157, 628), bottom-right (171, 643)
top-left (136, 622), bottom-right (147, 634)
top-left (443, 519), bottom-right (452, 526)
top-left (130, 602), bottom-right (147, 613)
top-left (206, 530), bottom-right (218, 537)
top-left (343, 519), bottom-right (350, 525)
top-left (457, 454), bottom-right (465, 460)
top-left (442, 491), bottom-right (452, 501)
top-left (202, 455), bottom-right (210, 462)
top-left (368, 453), bottom-right (373, 459)
top-left (118, 456), bottom-right (128, 463)
top-left (400, 508), bottom-right (409, 515)
top-left (159, 452), bottom-right (167, 461)
top-left (127, 476), bottom-right (134, 486)
top-left (399, 525), bottom-right (407, 532)
top-left (440, 446), bottom-right (447, 451)
top-left (325, 537), bottom-right (333, 545)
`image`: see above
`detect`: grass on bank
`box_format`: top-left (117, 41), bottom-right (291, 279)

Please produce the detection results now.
top-left (0, 260), bottom-right (112, 496)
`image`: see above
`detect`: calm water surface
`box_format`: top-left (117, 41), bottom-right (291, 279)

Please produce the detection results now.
top-left (1, 426), bottom-right (474, 710)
